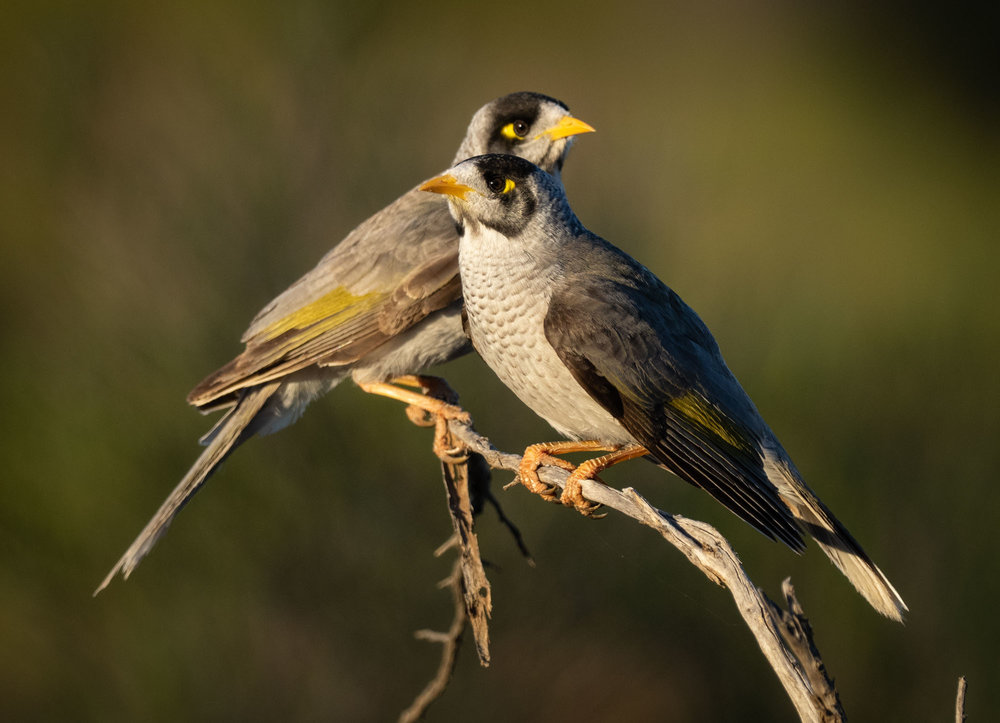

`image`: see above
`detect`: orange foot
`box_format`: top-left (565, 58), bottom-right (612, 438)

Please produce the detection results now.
top-left (358, 375), bottom-right (472, 463)
top-left (558, 444), bottom-right (650, 516)
top-left (516, 442), bottom-right (583, 503)
top-left (516, 441), bottom-right (650, 517)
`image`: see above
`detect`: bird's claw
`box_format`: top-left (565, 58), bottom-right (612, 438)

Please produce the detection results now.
top-left (405, 404), bottom-right (435, 427)
top-left (560, 475), bottom-right (606, 518)
top-left (516, 451), bottom-right (575, 504)
top-left (429, 412), bottom-right (471, 463)
top-left (514, 469), bottom-right (560, 502)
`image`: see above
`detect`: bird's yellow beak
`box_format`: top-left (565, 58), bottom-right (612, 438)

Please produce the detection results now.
top-left (420, 174), bottom-right (474, 200)
top-left (536, 115), bottom-right (596, 141)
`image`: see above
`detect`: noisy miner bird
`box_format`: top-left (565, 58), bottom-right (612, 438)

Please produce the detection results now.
top-left (420, 154), bottom-right (907, 621)
top-left (95, 94), bottom-right (595, 594)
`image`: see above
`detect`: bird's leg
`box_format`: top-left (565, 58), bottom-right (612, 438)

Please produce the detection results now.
top-left (358, 374), bottom-right (469, 423)
top-left (395, 375), bottom-right (472, 462)
top-left (358, 375), bottom-right (471, 463)
top-left (560, 443), bottom-right (650, 516)
top-left (516, 440), bottom-right (621, 507)
top-left (397, 374), bottom-right (462, 405)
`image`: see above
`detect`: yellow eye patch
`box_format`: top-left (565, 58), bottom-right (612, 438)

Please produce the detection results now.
top-left (500, 121), bottom-right (526, 140)
top-left (485, 175), bottom-right (517, 195)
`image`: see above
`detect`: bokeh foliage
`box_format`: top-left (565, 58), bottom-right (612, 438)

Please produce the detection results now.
top-left (2, 1), bottom-right (997, 720)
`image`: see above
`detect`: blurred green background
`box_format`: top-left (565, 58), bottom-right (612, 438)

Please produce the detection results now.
top-left (3, 1), bottom-right (997, 720)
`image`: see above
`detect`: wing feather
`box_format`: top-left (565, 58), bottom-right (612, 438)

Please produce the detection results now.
top-left (544, 245), bottom-right (804, 551)
top-left (188, 190), bottom-right (460, 408)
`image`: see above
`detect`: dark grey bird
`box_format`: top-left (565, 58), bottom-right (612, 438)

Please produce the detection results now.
top-left (421, 154), bottom-right (907, 621)
top-left (95, 94), bottom-right (594, 594)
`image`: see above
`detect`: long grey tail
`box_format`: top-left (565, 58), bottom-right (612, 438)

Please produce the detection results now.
top-left (94, 381), bottom-right (281, 595)
top-left (763, 451), bottom-right (908, 621)
top-left (808, 516), bottom-right (908, 622)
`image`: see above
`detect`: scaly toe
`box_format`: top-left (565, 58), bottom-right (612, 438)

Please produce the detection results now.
top-left (435, 444), bottom-right (470, 464)
top-left (514, 464), bottom-right (561, 503)
top-left (517, 474), bottom-right (561, 502)
top-left (560, 477), bottom-right (605, 518)
top-left (405, 404), bottom-right (436, 427)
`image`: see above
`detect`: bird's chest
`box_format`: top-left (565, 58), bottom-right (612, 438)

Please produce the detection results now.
top-left (459, 233), bottom-right (628, 442)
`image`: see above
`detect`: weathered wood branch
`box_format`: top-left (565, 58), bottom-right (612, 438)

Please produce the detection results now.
top-left (956, 676), bottom-right (968, 723)
top-left (434, 417), bottom-right (492, 665)
top-left (400, 415), bottom-right (499, 722)
top-left (445, 418), bottom-right (844, 723)
top-left (399, 555), bottom-right (467, 723)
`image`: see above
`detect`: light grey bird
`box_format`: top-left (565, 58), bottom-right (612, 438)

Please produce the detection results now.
top-left (421, 154), bottom-right (907, 621)
top-left (95, 94), bottom-right (594, 594)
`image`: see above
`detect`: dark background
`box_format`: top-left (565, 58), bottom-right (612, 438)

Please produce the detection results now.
top-left (3, 1), bottom-right (997, 720)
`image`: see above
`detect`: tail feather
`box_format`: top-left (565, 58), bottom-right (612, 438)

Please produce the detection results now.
top-left (94, 381), bottom-right (281, 595)
top-left (811, 530), bottom-right (908, 622)
top-left (764, 451), bottom-right (908, 621)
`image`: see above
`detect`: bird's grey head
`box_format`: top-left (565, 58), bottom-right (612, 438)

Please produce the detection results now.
top-left (421, 154), bottom-right (581, 240)
top-left (452, 92), bottom-right (594, 178)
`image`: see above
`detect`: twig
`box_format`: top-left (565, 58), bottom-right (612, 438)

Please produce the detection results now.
top-left (956, 676), bottom-right (968, 723)
top-left (399, 406), bottom-right (496, 722)
top-left (447, 418), bottom-right (845, 723)
top-left (399, 557), bottom-right (467, 723)
top-left (434, 418), bottom-right (491, 665)
top-left (765, 580), bottom-right (845, 721)
top-left (479, 468), bottom-right (534, 565)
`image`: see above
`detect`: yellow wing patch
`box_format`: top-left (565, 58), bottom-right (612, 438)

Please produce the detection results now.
top-left (667, 391), bottom-right (753, 453)
top-left (259, 287), bottom-right (383, 341)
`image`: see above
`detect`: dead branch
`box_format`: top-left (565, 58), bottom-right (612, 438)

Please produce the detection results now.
top-left (433, 416), bottom-right (491, 665)
top-left (765, 580), bottom-right (845, 721)
top-left (956, 676), bottom-right (968, 723)
top-left (399, 555), bottom-right (467, 723)
top-left (400, 412), bottom-right (501, 722)
top-left (446, 418), bottom-right (845, 723)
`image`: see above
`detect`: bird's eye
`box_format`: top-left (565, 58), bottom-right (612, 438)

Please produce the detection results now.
top-left (485, 175), bottom-right (515, 194)
top-left (500, 120), bottom-right (530, 141)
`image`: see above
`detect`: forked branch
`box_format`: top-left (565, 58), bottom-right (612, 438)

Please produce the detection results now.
top-left (446, 418), bottom-right (844, 723)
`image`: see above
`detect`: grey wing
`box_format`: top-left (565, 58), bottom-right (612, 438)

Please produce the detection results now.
top-left (543, 261), bottom-right (804, 551)
top-left (189, 187), bottom-right (462, 408)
